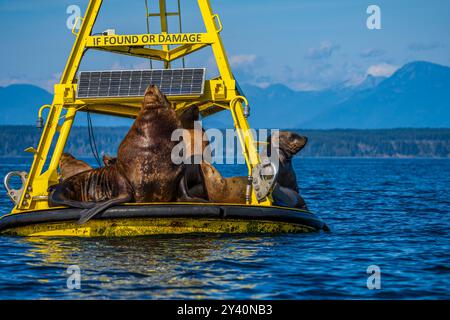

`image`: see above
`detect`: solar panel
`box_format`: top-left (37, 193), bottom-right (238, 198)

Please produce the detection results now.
top-left (76, 68), bottom-right (205, 98)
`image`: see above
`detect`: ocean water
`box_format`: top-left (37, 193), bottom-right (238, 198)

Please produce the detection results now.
top-left (0, 157), bottom-right (449, 299)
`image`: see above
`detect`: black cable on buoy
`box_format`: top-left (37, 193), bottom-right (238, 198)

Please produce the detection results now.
top-left (86, 112), bottom-right (102, 167)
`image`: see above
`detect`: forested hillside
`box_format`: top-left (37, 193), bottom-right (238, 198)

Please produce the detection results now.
top-left (0, 126), bottom-right (448, 158)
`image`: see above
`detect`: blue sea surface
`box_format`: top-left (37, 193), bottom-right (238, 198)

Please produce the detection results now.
top-left (0, 157), bottom-right (449, 299)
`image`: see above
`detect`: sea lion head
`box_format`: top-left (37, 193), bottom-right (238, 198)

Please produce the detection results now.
top-left (59, 153), bottom-right (93, 181)
top-left (200, 162), bottom-right (226, 195)
top-left (60, 153), bottom-right (75, 165)
top-left (179, 106), bottom-right (200, 129)
top-left (142, 85), bottom-right (170, 110)
top-left (269, 131), bottom-right (308, 159)
top-left (102, 154), bottom-right (117, 166)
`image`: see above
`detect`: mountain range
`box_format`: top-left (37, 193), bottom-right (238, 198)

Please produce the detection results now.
top-left (1, 61), bottom-right (449, 129)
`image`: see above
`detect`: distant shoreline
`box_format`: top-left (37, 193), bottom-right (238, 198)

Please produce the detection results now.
top-left (0, 126), bottom-right (449, 158)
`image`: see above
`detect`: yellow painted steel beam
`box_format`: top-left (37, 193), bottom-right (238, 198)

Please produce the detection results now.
top-left (61, 0), bottom-right (103, 84)
top-left (92, 46), bottom-right (169, 61)
top-left (148, 12), bottom-right (179, 17)
top-left (86, 33), bottom-right (213, 47)
top-left (15, 0), bottom-right (104, 211)
top-left (230, 97), bottom-right (272, 206)
top-left (198, 0), bottom-right (233, 83)
top-left (168, 43), bottom-right (209, 61)
top-left (71, 79), bottom-right (238, 116)
top-left (159, 0), bottom-right (170, 69)
top-left (91, 43), bottom-right (209, 62)
top-left (197, 0), bottom-right (268, 205)
top-left (74, 100), bottom-right (223, 119)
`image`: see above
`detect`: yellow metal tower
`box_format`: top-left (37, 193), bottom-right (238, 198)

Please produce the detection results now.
top-left (8, 0), bottom-right (272, 214)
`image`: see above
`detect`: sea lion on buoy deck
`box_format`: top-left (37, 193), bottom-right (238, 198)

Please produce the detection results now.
top-left (267, 131), bottom-right (308, 210)
top-left (199, 162), bottom-right (247, 204)
top-left (178, 105), bottom-right (211, 162)
top-left (59, 153), bottom-right (116, 180)
top-left (49, 85), bottom-right (189, 224)
top-left (59, 153), bottom-right (116, 182)
top-left (177, 106), bottom-right (211, 199)
top-left (59, 153), bottom-right (93, 180)
top-left (117, 85), bottom-right (185, 203)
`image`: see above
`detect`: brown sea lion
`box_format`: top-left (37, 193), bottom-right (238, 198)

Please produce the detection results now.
top-left (267, 131), bottom-right (308, 210)
top-left (177, 106), bottom-right (211, 199)
top-left (199, 162), bottom-right (246, 204)
top-left (102, 154), bottom-right (117, 166)
top-left (267, 131), bottom-right (308, 193)
top-left (198, 131), bottom-right (309, 209)
top-left (59, 153), bottom-right (116, 182)
top-left (117, 85), bottom-right (185, 203)
top-left (59, 153), bottom-right (92, 180)
top-left (49, 85), bottom-right (190, 224)
top-left (178, 105), bottom-right (210, 162)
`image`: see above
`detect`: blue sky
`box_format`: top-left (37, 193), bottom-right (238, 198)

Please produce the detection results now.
top-left (0, 0), bottom-right (449, 91)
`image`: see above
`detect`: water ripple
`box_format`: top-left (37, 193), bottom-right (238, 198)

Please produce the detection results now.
top-left (0, 158), bottom-right (449, 299)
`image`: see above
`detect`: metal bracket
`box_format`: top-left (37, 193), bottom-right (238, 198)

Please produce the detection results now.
top-left (251, 156), bottom-right (278, 201)
top-left (72, 16), bottom-right (84, 36)
top-left (212, 14), bottom-right (223, 33)
top-left (4, 171), bottom-right (28, 205)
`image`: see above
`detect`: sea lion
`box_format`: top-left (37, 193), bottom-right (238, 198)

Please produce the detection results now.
top-left (267, 131), bottom-right (308, 210)
top-left (59, 153), bottom-right (93, 180)
top-left (117, 85), bottom-right (185, 203)
top-left (198, 131), bottom-right (309, 209)
top-left (267, 131), bottom-right (307, 193)
top-left (178, 105), bottom-right (210, 162)
top-left (59, 153), bottom-right (117, 183)
top-left (102, 154), bottom-right (117, 166)
top-left (177, 106), bottom-right (211, 199)
top-left (49, 85), bottom-right (191, 224)
top-left (199, 162), bottom-right (246, 204)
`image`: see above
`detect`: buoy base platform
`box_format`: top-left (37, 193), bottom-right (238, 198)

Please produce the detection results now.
top-left (0, 203), bottom-right (329, 237)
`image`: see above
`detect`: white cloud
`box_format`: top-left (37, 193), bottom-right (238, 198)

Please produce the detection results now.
top-left (360, 48), bottom-right (385, 58)
top-left (366, 63), bottom-right (398, 77)
top-left (43, 73), bottom-right (62, 93)
top-left (227, 54), bottom-right (267, 85)
top-left (1, 72), bottom-right (60, 93)
top-left (229, 54), bottom-right (258, 68)
top-left (289, 82), bottom-right (322, 91)
top-left (305, 41), bottom-right (340, 60)
top-left (0, 78), bottom-right (25, 87)
top-left (408, 42), bottom-right (445, 52)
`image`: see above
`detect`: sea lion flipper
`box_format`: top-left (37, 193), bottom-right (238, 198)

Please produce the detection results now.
top-left (178, 194), bottom-right (209, 203)
top-left (177, 162), bottom-right (209, 202)
top-left (77, 195), bottom-right (131, 225)
top-left (77, 207), bottom-right (103, 225)
top-left (177, 175), bottom-right (208, 203)
top-left (49, 185), bottom-right (97, 209)
top-left (272, 184), bottom-right (308, 210)
top-left (272, 184), bottom-right (298, 208)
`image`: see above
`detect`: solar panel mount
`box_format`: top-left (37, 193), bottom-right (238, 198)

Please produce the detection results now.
top-left (76, 68), bottom-right (205, 99)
